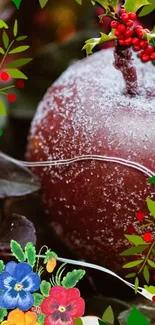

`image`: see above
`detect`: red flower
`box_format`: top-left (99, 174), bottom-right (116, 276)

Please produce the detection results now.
top-left (136, 211), bottom-right (144, 220)
top-left (41, 286), bottom-right (85, 325)
top-left (127, 225), bottom-right (136, 234)
top-left (143, 232), bottom-right (152, 243)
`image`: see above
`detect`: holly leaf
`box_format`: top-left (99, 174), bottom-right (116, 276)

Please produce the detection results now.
top-left (11, 0), bottom-right (23, 9)
top-left (25, 242), bottom-right (36, 267)
top-left (143, 265), bottom-right (150, 283)
top-left (139, 0), bottom-right (155, 16)
top-left (124, 0), bottom-right (150, 13)
top-left (124, 234), bottom-right (147, 246)
top-left (2, 30), bottom-right (9, 49)
top-left (127, 306), bottom-right (149, 325)
top-left (144, 285), bottom-right (155, 294)
top-left (102, 305), bottom-right (114, 324)
top-left (82, 30), bottom-right (116, 55)
top-left (62, 269), bottom-right (86, 288)
top-left (13, 20), bottom-right (18, 37)
top-left (39, 0), bottom-right (49, 8)
top-left (0, 20), bottom-right (8, 29)
top-left (147, 259), bottom-right (155, 268)
top-left (146, 197), bottom-right (155, 217)
top-left (9, 46), bottom-right (30, 54)
top-left (5, 58), bottom-right (33, 69)
top-left (120, 245), bottom-right (148, 256)
top-left (0, 100), bottom-right (6, 116)
top-left (4, 69), bottom-right (28, 80)
top-left (10, 240), bottom-right (25, 262)
top-left (123, 260), bottom-right (143, 268)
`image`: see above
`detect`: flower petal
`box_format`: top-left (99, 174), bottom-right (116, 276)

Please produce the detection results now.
top-left (67, 297), bottom-right (85, 318)
top-left (4, 262), bottom-right (17, 277)
top-left (13, 263), bottom-right (32, 282)
top-left (49, 286), bottom-right (68, 305)
top-left (45, 315), bottom-right (74, 325)
top-left (1, 288), bottom-right (18, 309)
top-left (0, 272), bottom-right (16, 290)
top-left (21, 272), bottom-right (40, 292)
top-left (41, 297), bottom-right (58, 315)
top-left (67, 288), bottom-right (80, 303)
top-left (25, 311), bottom-right (37, 325)
top-left (17, 290), bottom-right (34, 311)
top-left (8, 309), bottom-right (25, 325)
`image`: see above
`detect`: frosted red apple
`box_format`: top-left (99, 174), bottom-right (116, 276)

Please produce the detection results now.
top-left (27, 48), bottom-right (155, 274)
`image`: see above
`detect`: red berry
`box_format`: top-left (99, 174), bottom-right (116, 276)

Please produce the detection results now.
top-left (127, 225), bottom-right (136, 234)
top-left (138, 51), bottom-right (144, 58)
top-left (0, 71), bottom-right (9, 81)
top-left (128, 12), bottom-right (137, 20)
top-left (121, 13), bottom-right (129, 22)
top-left (145, 45), bottom-right (153, 55)
top-left (119, 40), bottom-right (125, 46)
top-left (110, 21), bottom-right (119, 29)
top-left (150, 52), bottom-right (155, 60)
top-left (143, 232), bottom-right (152, 242)
top-left (126, 20), bottom-right (133, 27)
top-left (135, 26), bottom-right (144, 38)
top-left (96, 7), bottom-right (105, 16)
top-left (124, 37), bottom-right (132, 46)
top-left (136, 211), bottom-right (144, 220)
top-left (120, 9), bottom-right (126, 14)
top-left (125, 28), bottom-right (133, 38)
top-left (139, 40), bottom-right (148, 49)
top-left (17, 80), bottom-right (25, 88)
top-left (141, 54), bottom-right (150, 62)
top-left (132, 37), bottom-right (140, 46)
top-left (8, 93), bottom-right (16, 102)
top-left (117, 24), bottom-right (126, 34)
top-left (114, 30), bottom-right (120, 37)
top-left (117, 35), bottom-right (125, 40)
top-left (152, 296), bottom-right (155, 302)
top-left (134, 46), bottom-right (140, 51)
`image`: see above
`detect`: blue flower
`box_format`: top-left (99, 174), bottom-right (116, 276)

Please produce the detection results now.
top-left (0, 261), bottom-right (40, 310)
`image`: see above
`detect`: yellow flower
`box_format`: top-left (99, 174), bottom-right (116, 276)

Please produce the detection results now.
top-left (1, 309), bottom-right (40, 325)
top-left (46, 257), bottom-right (57, 273)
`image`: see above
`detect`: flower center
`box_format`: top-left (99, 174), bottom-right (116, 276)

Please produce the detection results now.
top-left (14, 283), bottom-right (23, 291)
top-left (58, 306), bottom-right (66, 313)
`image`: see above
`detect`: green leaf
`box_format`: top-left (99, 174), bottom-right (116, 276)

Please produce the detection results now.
top-left (25, 242), bottom-right (36, 267)
top-left (120, 245), bottom-right (148, 256)
top-left (98, 320), bottom-right (109, 325)
top-left (62, 269), bottom-right (86, 288)
top-left (37, 313), bottom-right (46, 325)
top-left (13, 20), bottom-right (18, 37)
top-left (82, 30), bottom-right (116, 55)
top-left (75, 0), bottom-right (82, 4)
top-left (11, 0), bottom-right (23, 9)
top-left (0, 261), bottom-right (4, 273)
top-left (123, 260), bottom-right (143, 268)
top-left (39, 0), bottom-right (49, 8)
top-left (124, 0), bottom-right (150, 13)
top-left (40, 280), bottom-right (51, 297)
top-left (33, 293), bottom-right (44, 306)
top-left (143, 265), bottom-right (150, 283)
top-left (134, 277), bottom-right (139, 294)
top-left (139, 0), bottom-right (155, 16)
top-left (125, 273), bottom-right (137, 278)
top-left (74, 319), bottom-right (83, 325)
top-left (5, 58), bottom-right (33, 68)
top-left (9, 45), bottom-right (30, 54)
top-left (10, 240), bottom-right (25, 262)
top-left (0, 20), bottom-right (8, 29)
top-left (0, 308), bottom-right (7, 322)
top-left (146, 197), bottom-right (155, 217)
top-left (125, 234), bottom-right (146, 246)
top-left (127, 305), bottom-right (149, 325)
top-left (147, 259), bottom-right (155, 268)
top-left (149, 175), bottom-right (155, 184)
top-left (0, 100), bottom-right (6, 116)
top-left (0, 47), bottom-right (4, 55)
top-left (16, 36), bottom-right (28, 41)
top-left (4, 69), bottom-right (28, 80)
top-left (2, 30), bottom-right (9, 49)
top-left (102, 305), bottom-right (114, 324)
top-left (144, 285), bottom-right (155, 294)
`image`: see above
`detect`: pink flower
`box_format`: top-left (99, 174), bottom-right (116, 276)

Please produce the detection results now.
top-left (41, 286), bottom-right (85, 325)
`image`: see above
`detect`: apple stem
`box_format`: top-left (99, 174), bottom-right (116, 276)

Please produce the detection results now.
top-left (114, 44), bottom-right (139, 96)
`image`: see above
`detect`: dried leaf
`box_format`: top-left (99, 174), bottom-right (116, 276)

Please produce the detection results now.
top-left (0, 152), bottom-right (40, 198)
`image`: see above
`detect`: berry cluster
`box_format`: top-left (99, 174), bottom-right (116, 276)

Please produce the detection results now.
top-left (110, 9), bottom-right (155, 63)
top-left (0, 71), bottom-right (25, 103)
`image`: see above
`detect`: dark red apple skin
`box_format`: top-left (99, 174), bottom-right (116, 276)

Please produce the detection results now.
top-left (27, 48), bottom-right (155, 275)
